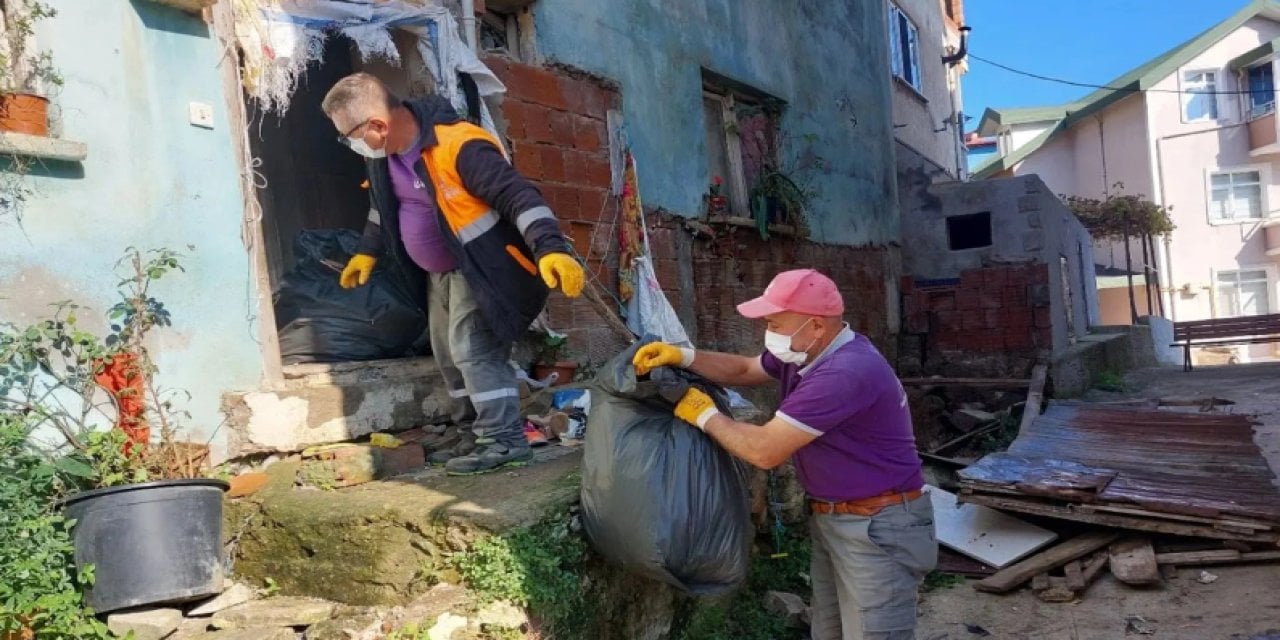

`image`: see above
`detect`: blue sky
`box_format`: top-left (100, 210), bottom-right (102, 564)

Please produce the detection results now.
top-left (963, 1), bottom-right (1245, 133)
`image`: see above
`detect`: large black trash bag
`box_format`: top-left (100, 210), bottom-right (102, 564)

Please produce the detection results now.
top-left (274, 230), bottom-right (428, 365)
top-left (581, 338), bottom-right (754, 595)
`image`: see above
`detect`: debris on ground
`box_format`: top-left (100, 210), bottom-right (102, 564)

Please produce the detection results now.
top-left (1125, 614), bottom-right (1157, 635)
top-left (209, 597), bottom-right (337, 629)
top-left (106, 608), bottom-right (182, 640)
top-left (928, 484), bottom-right (1056, 568)
top-left (1197, 570), bottom-right (1219, 585)
top-left (762, 591), bottom-right (811, 629)
top-left (187, 582), bottom-right (257, 617)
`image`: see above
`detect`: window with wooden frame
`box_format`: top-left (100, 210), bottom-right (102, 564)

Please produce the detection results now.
top-left (702, 82), bottom-right (780, 219)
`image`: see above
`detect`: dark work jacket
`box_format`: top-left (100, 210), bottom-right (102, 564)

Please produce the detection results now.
top-left (356, 96), bottom-right (569, 342)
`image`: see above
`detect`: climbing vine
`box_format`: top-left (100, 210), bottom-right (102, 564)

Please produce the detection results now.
top-left (1060, 184), bottom-right (1175, 240)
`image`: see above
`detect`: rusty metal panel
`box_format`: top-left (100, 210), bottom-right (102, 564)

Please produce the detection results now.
top-left (960, 405), bottom-right (1280, 525)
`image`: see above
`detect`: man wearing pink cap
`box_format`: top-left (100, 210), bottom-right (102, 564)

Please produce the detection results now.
top-left (634, 269), bottom-right (935, 640)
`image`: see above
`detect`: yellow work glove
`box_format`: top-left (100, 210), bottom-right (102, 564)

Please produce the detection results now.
top-left (538, 252), bottom-right (585, 298)
top-left (674, 387), bottom-right (721, 431)
top-left (340, 254), bottom-right (377, 289)
top-left (632, 343), bottom-right (696, 376)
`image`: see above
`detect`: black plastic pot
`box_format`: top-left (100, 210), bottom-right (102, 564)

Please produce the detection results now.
top-left (61, 479), bottom-right (230, 613)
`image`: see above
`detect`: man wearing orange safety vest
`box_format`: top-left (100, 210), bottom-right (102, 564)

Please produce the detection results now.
top-left (322, 73), bottom-right (584, 475)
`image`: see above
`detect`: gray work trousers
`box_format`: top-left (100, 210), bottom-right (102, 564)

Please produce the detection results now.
top-left (427, 271), bottom-right (523, 444)
top-left (809, 493), bottom-right (937, 640)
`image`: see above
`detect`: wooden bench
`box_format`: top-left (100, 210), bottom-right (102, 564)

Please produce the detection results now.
top-left (1172, 313), bottom-right (1280, 371)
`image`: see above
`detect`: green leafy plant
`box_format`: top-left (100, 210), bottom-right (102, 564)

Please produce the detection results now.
top-left (0, 0), bottom-right (62, 94)
top-left (749, 169), bottom-right (812, 240)
top-left (0, 414), bottom-right (112, 639)
top-left (1092, 370), bottom-right (1126, 393)
top-left (453, 514), bottom-right (587, 638)
top-left (921, 570), bottom-right (966, 593)
top-left (977, 413), bottom-right (1021, 455)
top-left (534, 334), bottom-right (569, 365)
top-left (1061, 183), bottom-right (1174, 241)
top-left (679, 531), bottom-right (812, 640)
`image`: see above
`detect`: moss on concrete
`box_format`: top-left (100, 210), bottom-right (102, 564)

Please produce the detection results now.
top-left (224, 452), bottom-right (582, 606)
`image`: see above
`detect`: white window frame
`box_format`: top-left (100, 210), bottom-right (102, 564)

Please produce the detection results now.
top-left (1210, 264), bottom-right (1278, 319)
top-left (1205, 165), bottom-right (1270, 225)
top-left (888, 3), bottom-right (923, 94)
top-left (1181, 69), bottom-right (1222, 123)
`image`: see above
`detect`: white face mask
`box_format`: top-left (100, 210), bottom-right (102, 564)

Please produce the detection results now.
top-left (764, 319), bottom-right (816, 365)
top-left (347, 136), bottom-right (386, 159)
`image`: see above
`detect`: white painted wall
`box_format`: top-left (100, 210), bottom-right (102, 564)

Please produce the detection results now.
top-left (888, 0), bottom-right (963, 177)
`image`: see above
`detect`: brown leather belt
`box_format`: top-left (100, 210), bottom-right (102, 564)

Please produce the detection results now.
top-left (810, 488), bottom-right (924, 516)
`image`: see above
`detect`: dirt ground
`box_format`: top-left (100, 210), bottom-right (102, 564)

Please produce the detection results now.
top-left (916, 362), bottom-right (1280, 640)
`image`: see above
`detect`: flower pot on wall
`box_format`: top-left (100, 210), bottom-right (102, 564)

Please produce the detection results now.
top-left (0, 93), bottom-right (48, 136)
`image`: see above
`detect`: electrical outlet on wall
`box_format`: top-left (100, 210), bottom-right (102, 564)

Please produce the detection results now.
top-left (189, 102), bottom-right (214, 129)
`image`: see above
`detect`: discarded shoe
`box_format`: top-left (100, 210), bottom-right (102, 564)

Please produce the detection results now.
top-left (445, 440), bottom-right (533, 475)
top-left (524, 421), bottom-right (550, 447)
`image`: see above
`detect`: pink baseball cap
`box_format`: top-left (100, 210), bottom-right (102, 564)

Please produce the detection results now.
top-left (737, 269), bottom-right (845, 318)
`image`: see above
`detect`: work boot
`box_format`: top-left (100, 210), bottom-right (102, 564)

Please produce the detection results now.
top-left (444, 438), bottom-right (533, 476)
top-left (428, 430), bottom-right (477, 466)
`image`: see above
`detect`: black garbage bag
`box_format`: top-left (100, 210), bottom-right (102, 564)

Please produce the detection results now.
top-left (274, 230), bottom-right (428, 365)
top-left (581, 338), bottom-right (754, 595)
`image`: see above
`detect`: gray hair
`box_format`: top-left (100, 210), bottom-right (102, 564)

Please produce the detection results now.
top-left (321, 72), bottom-right (400, 124)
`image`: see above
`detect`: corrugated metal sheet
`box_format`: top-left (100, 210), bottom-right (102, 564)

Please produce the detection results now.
top-left (959, 405), bottom-right (1280, 532)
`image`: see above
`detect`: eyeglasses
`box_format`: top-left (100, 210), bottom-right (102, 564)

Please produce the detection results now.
top-left (337, 118), bottom-right (371, 146)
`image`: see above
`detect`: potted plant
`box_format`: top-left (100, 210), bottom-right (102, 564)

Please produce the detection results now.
top-left (532, 334), bottom-right (578, 386)
top-left (0, 1), bottom-right (61, 136)
top-left (748, 167), bottom-right (811, 240)
top-left (0, 247), bottom-right (229, 616)
top-left (706, 176), bottom-right (729, 215)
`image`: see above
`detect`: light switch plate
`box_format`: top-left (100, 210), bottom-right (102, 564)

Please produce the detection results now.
top-left (189, 102), bottom-right (214, 129)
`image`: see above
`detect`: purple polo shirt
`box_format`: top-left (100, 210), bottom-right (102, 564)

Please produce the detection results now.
top-left (390, 139), bottom-right (457, 273)
top-left (761, 327), bottom-right (924, 502)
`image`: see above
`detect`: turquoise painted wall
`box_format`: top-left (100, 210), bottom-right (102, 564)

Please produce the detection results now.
top-left (0, 1), bottom-right (259, 458)
top-left (533, 0), bottom-right (899, 246)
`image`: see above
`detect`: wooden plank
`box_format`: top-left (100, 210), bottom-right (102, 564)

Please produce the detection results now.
top-left (1034, 576), bottom-right (1077, 603)
top-left (1109, 537), bottom-right (1160, 586)
top-left (928, 485), bottom-right (1058, 568)
top-left (974, 531), bottom-right (1120, 594)
top-left (1080, 504), bottom-right (1272, 531)
top-left (961, 493), bottom-right (1279, 543)
top-left (930, 422), bottom-right (1005, 455)
top-left (1081, 551), bottom-right (1109, 586)
top-left (1154, 550), bottom-right (1241, 565)
top-left (899, 377), bottom-right (1031, 388)
top-left (1020, 364), bottom-right (1048, 434)
top-left (1064, 560), bottom-right (1085, 591)
top-left (1156, 550), bottom-right (1280, 566)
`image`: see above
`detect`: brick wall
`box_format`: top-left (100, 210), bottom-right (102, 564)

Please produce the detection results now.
top-left (902, 263), bottom-right (1051, 357)
top-left (485, 56), bottom-right (626, 363)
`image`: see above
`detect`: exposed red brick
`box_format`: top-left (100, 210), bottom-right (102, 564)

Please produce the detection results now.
top-left (653, 259), bottom-right (680, 287)
top-left (900, 276), bottom-right (915, 293)
top-left (539, 145), bottom-right (566, 182)
top-left (512, 141), bottom-right (542, 179)
top-left (929, 292), bottom-right (956, 311)
top-left (906, 313), bottom-right (929, 334)
top-left (573, 114), bottom-right (605, 151)
top-left (1034, 307), bottom-right (1052, 328)
top-left (505, 63), bottom-right (571, 110)
top-left (500, 99), bottom-right (529, 141)
top-left (649, 227), bottom-right (677, 261)
top-left (523, 104), bottom-right (555, 144)
top-left (960, 270), bottom-right (984, 289)
top-left (933, 309), bottom-right (960, 331)
top-left (984, 268), bottom-right (1008, 288)
top-left (1002, 285), bottom-right (1028, 307)
top-left (979, 291), bottom-right (1002, 309)
top-left (956, 291), bottom-right (980, 311)
top-left (577, 187), bottom-right (609, 222)
top-left (962, 311), bottom-right (985, 331)
top-left (545, 184), bottom-right (579, 221)
top-left (549, 109), bottom-right (575, 143)
top-left (1005, 332), bottom-right (1034, 351)
top-left (984, 310), bottom-right (1000, 329)
top-left (1033, 263), bottom-right (1050, 284)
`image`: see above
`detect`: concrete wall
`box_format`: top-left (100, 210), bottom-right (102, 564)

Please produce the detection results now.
top-left (888, 0), bottom-right (962, 178)
top-left (901, 174), bottom-right (1098, 353)
top-left (0, 2), bottom-right (260, 459)
top-left (1147, 16), bottom-right (1280, 328)
top-left (530, 0), bottom-right (899, 246)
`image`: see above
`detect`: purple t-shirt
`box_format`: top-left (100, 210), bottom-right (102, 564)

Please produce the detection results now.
top-left (762, 328), bottom-right (924, 502)
top-left (390, 140), bottom-right (457, 273)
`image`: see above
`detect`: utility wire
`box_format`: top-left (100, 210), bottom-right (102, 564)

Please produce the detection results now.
top-left (969, 53), bottom-right (1273, 96)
